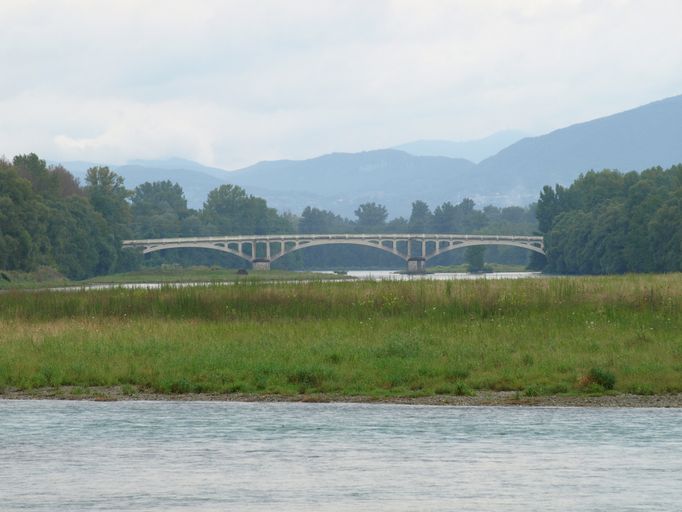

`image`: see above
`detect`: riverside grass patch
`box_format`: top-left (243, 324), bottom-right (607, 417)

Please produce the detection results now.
top-left (0, 274), bottom-right (681, 397)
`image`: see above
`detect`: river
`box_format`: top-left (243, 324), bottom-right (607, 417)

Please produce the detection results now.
top-left (36, 270), bottom-right (542, 292)
top-left (1, 401), bottom-right (680, 511)
top-left (345, 270), bottom-right (541, 280)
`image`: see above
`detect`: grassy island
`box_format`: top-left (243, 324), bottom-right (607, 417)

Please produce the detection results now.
top-left (1, 274), bottom-right (681, 401)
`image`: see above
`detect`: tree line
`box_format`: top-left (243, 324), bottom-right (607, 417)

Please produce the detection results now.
top-left (538, 164), bottom-right (682, 273)
top-left (0, 153), bottom-right (538, 278)
top-left (0, 155), bottom-right (135, 279)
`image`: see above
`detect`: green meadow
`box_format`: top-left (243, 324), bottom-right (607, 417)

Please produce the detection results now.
top-left (1, 274), bottom-right (681, 398)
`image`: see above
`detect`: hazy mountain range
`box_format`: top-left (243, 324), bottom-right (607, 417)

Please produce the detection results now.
top-left (393, 130), bottom-right (527, 162)
top-left (57, 94), bottom-right (682, 217)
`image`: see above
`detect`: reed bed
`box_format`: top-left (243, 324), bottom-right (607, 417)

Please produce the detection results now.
top-left (1, 274), bottom-right (681, 397)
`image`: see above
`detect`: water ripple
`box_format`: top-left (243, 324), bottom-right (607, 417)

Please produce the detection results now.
top-left (1, 401), bottom-right (681, 511)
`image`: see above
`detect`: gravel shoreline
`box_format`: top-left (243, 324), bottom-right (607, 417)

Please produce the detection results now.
top-left (2, 387), bottom-right (682, 407)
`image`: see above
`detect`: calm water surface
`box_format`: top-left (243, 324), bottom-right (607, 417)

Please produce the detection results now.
top-left (1, 401), bottom-right (681, 511)
top-left (45, 270), bottom-right (541, 292)
top-left (345, 270), bottom-right (541, 280)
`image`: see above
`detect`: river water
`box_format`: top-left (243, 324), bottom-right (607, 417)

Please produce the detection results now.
top-left (1, 401), bottom-right (680, 511)
top-left (39, 270), bottom-right (541, 292)
top-left (345, 270), bottom-right (541, 280)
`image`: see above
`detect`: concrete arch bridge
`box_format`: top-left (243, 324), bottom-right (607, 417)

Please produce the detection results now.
top-left (123, 234), bottom-right (544, 272)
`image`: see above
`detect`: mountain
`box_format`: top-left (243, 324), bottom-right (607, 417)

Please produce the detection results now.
top-left (125, 158), bottom-right (232, 181)
top-left (226, 150), bottom-right (477, 217)
top-left (53, 93), bottom-right (682, 216)
top-left (227, 94), bottom-right (682, 213)
top-left (394, 130), bottom-right (527, 162)
top-left (475, 94), bottom-right (682, 202)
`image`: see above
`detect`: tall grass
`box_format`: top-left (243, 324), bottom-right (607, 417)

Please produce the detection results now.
top-left (2, 274), bottom-right (680, 321)
top-left (1, 274), bottom-right (681, 397)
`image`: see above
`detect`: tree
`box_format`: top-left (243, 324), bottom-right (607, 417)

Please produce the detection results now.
top-left (45, 197), bottom-right (117, 279)
top-left (130, 181), bottom-right (188, 238)
top-left (386, 216), bottom-right (409, 233)
top-left (299, 206), bottom-right (351, 234)
top-left (545, 210), bottom-right (594, 274)
top-left (648, 190), bottom-right (682, 271)
top-left (354, 202), bottom-right (388, 233)
top-left (0, 165), bottom-right (50, 271)
top-left (465, 246), bottom-right (485, 272)
top-left (536, 185), bottom-right (562, 233)
top-left (408, 200), bottom-right (433, 233)
top-left (51, 165), bottom-right (83, 198)
top-left (83, 166), bottom-right (132, 273)
top-left (433, 198), bottom-right (487, 233)
top-left (589, 201), bottom-right (628, 274)
top-left (538, 165), bottom-right (682, 274)
top-left (131, 181), bottom-right (187, 217)
top-left (85, 166), bottom-right (131, 228)
top-left (203, 184), bottom-right (289, 235)
top-left (12, 153), bottom-right (57, 197)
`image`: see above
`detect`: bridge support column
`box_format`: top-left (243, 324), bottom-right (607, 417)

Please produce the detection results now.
top-left (407, 257), bottom-right (426, 274)
top-left (252, 259), bottom-right (271, 271)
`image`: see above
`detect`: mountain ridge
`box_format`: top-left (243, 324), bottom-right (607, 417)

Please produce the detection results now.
top-left (393, 130), bottom-right (527, 162)
top-left (52, 93), bottom-right (682, 216)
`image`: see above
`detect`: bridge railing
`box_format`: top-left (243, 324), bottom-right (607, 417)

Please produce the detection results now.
top-left (123, 233), bottom-right (544, 244)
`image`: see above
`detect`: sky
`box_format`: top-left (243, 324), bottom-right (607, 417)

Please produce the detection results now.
top-left (2, 0), bottom-right (682, 170)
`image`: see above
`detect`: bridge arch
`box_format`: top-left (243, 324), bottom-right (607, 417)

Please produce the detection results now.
top-left (123, 234), bottom-right (544, 272)
top-left (270, 239), bottom-right (408, 263)
top-left (424, 239), bottom-right (546, 261)
top-left (138, 242), bottom-right (252, 263)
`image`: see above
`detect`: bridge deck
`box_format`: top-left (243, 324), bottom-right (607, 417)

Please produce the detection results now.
top-left (122, 233), bottom-right (545, 272)
top-left (123, 233), bottom-right (544, 244)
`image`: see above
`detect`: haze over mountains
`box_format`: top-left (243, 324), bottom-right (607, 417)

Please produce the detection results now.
top-left (59, 94), bottom-right (682, 217)
top-left (393, 130), bottom-right (527, 163)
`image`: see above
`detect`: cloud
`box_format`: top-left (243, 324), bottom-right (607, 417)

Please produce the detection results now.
top-left (1, 0), bottom-right (682, 168)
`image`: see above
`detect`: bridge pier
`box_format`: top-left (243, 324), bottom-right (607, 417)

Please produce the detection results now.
top-left (252, 259), bottom-right (271, 271)
top-left (407, 257), bottom-right (426, 274)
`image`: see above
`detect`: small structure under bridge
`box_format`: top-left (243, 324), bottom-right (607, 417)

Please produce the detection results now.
top-left (122, 234), bottom-right (545, 273)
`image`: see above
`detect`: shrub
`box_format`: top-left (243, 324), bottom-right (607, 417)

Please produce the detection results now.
top-left (436, 381), bottom-right (474, 396)
top-left (588, 368), bottom-right (616, 390)
top-left (627, 384), bottom-right (654, 395)
top-left (287, 367), bottom-right (329, 390)
top-left (524, 384), bottom-right (543, 397)
top-left (120, 384), bottom-right (136, 396)
top-left (453, 381), bottom-right (474, 396)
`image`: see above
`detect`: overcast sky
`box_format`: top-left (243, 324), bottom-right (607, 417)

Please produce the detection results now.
top-left (2, 0), bottom-right (682, 170)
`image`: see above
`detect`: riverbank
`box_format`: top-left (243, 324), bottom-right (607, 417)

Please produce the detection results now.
top-left (2, 386), bottom-right (682, 407)
top-left (1, 274), bottom-right (681, 399)
top-left (0, 266), bottom-right (352, 290)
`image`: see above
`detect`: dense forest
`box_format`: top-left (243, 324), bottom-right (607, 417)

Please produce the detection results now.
top-left (0, 154), bottom-right (538, 278)
top-left (538, 164), bottom-right (682, 273)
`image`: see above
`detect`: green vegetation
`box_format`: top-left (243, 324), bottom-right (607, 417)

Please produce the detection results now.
top-left (0, 155), bottom-right (135, 279)
top-left (1, 153), bottom-right (538, 281)
top-left (538, 164), bottom-right (682, 274)
top-left (0, 267), bottom-right (71, 289)
top-left (4, 152), bottom-right (682, 282)
top-left (465, 246), bottom-right (486, 272)
top-left (1, 275), bottom-right (680, 398)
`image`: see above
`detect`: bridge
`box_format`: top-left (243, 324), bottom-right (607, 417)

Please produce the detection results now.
top-left (122, 233), bottom-right (544, 272)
